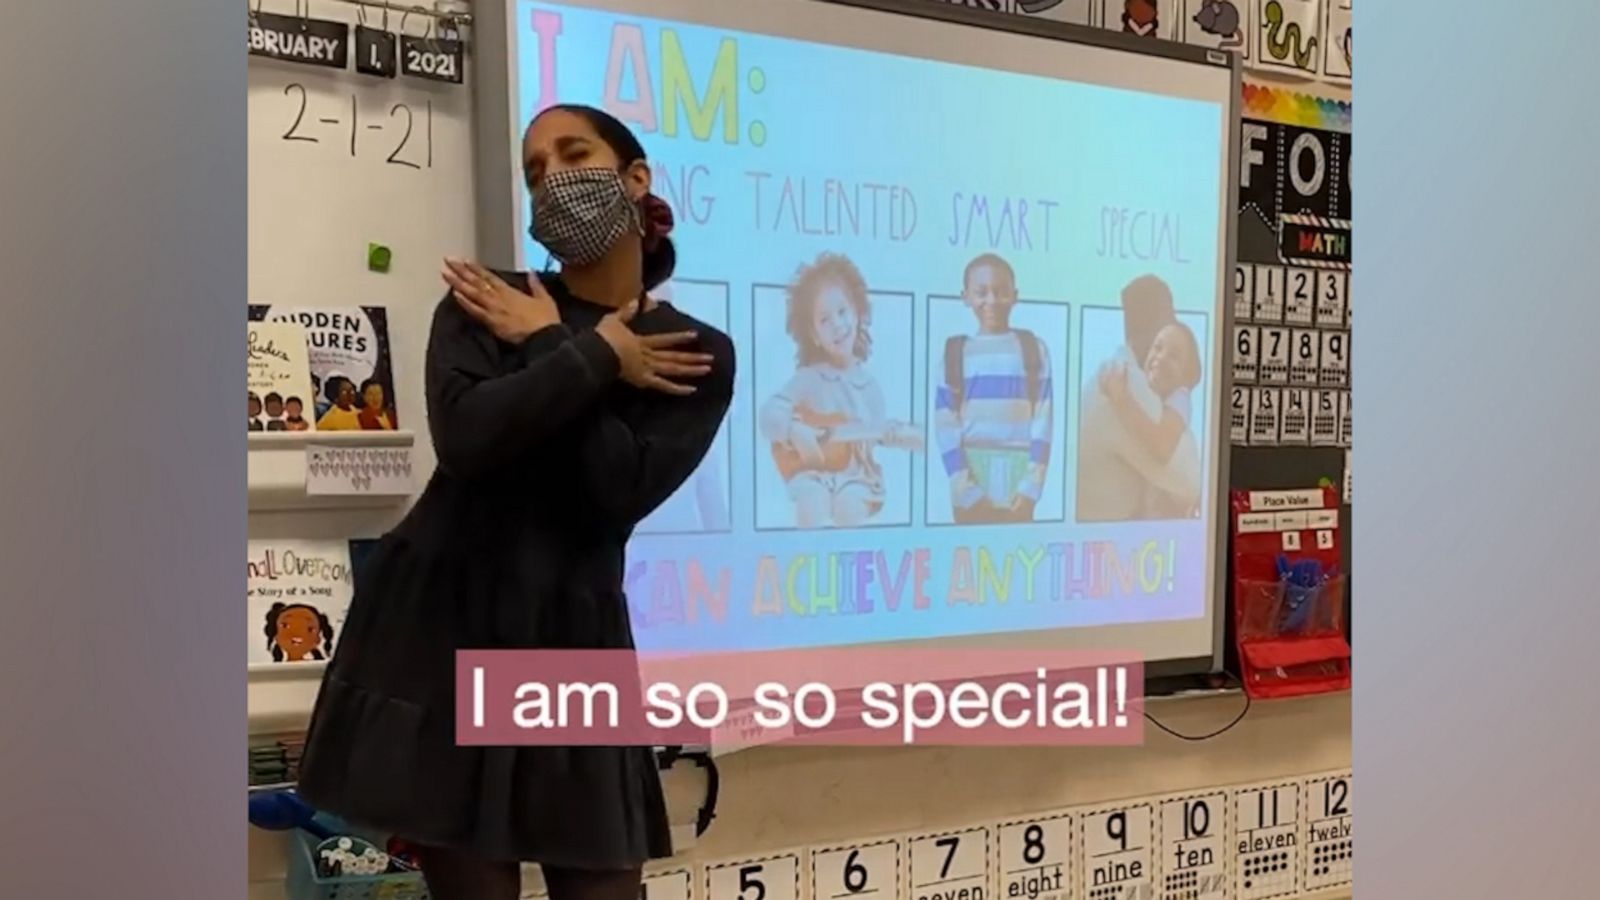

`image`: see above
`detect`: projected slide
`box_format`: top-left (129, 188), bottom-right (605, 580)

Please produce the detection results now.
top-left (510, 1), bottom-right (1226, 656)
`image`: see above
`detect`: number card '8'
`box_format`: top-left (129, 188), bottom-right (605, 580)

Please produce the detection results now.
top-left (998, 815), bottom-right (1071, 900)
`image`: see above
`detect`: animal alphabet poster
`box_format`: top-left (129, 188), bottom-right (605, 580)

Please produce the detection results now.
top-left (1255, 0), bottom-right (1322, 76)
top-left (247, 540), bottom-right (355, 670)
top-left (1322, 0), bottom-right (1351, 81)
top-left (1101, 0), bottom-right (1182, 41)
top-left (1185, 0), bottom-right (1251, 61)
top-left (1015, 0), bottom-right (1097, 26)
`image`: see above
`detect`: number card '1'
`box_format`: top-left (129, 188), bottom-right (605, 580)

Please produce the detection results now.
top-left (643, 869), bottom-right (693, 900)
top-left (706, 853), bottom-right (800, 900)
top-left (811, 839), bottom-right (898, 900)
top-left (1080, 803), bottom-right (1154, 900)
top-left (401, 35), bottom-right (465, 83)
top-left (1157, 792), bottom-right (1229, 900)
top-left (908, 829), bottom-right (988, 900)
top-left (355, 25), bottom-right (398, 77)
top-left (997, 814), bottom-right (1071, 900)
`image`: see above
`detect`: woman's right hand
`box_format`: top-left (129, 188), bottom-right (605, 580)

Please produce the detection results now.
top-left (595, 301), bottom-right (714, 396)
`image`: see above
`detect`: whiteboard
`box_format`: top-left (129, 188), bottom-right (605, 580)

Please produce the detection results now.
top-left (248, 0), bottom-right (478, 490)
top-left (246, 0), bottom-right (476, 727)
top-left (473, 0), bottom-right (1238, 672)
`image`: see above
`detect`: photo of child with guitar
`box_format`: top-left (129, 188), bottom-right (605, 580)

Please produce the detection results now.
top-left (757, 253), bottom-right (924, 528)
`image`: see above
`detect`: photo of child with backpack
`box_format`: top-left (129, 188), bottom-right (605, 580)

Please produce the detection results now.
top-left (928, 254), bottom-right (1068, 525)
top-left (755, 253), bottom-right (923, 530)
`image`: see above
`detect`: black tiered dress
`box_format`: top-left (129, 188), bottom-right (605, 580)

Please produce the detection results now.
top-left (295, 272), bottom-right (736, 868)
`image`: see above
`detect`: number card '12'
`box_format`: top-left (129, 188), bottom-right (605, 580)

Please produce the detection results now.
top-left (1303, 772), bottom-right (1353, 893)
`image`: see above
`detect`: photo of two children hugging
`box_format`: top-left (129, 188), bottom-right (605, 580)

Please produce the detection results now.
top-left (754, 252), bottom-right (1208, 530)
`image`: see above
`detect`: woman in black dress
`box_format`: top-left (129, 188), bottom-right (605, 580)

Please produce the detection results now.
top-left (295, 105), bottom-right (736, 900)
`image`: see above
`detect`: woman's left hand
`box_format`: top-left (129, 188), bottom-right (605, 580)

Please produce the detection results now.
top-left (442, 258), bottom-right (561, 344)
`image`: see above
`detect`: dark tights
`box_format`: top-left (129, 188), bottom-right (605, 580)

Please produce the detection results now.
top-left (416, 844), bottom-right (642, 900)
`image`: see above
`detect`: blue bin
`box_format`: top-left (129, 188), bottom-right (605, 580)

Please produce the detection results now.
top-left (283, 830), bottom-right (430, 900)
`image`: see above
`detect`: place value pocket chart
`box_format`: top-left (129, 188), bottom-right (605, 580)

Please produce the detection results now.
top-left (1232, 781), bottom-right (1302, 900)
top-left (996, 813), bottom-right (1072, 900)
top-left (907, 827), bottom-right (989, 900)
top-left (706, 851), bottom-right (802, 900)
top-left (1230, 263), bottom-right (1352, 449)
top-left (1080, 801), bottom-right (1155, 900)
top-left (1301, 772), bottom-right (1352, 893)
top-left (1155, 790), bottom-right (1230, 900)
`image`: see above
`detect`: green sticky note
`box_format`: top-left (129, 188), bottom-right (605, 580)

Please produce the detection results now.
top-left (367, 243), bottom-right (392, 273)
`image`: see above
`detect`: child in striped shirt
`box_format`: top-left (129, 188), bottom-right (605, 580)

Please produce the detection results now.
top-left (934, 254), bottom-right (1054, 524)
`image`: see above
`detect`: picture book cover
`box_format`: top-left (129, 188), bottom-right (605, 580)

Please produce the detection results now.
top-left (247, 321), bottom-right (317, 433)
top-left (247, 539), bottom-right (355, 670)
top-left (247, 305), bottom-right (399, 432)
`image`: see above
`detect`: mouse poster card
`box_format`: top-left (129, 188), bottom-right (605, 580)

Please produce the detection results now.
top-left (247, 540), bottom-right (355, 671)
top-left (1254, 0), bottom-right (1322, 76)
top-left (1101, 0), bottom-right (1182, 40)
top-left (248, 322), bottom-right (318, 434)
top-left (248, 305), bottom-right (399, 432)
top-left (1322, 0), bottom-right (1351, 81)
top-left (1185, 0), bottom-right (1252, 60)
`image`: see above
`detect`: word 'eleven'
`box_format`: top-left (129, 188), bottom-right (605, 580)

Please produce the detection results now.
top-left (518, 771), bottom-right (1352, 900)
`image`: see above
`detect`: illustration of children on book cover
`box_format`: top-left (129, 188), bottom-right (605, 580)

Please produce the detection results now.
top-left (247, 305), bottom-right (399, 432)
top-left (754, 253), bottom-right (924, 530)
top-left (247, 540), bottom-right (355, 669)
top-left (248, 322), bottom-right (317, 434)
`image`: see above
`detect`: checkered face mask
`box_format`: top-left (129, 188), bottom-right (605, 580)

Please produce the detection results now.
top-left (529, 166), bottom-right (642, 267)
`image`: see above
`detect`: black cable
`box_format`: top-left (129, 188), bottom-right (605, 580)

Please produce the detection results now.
top-left (1141, 671), bottom-right (1252, 741)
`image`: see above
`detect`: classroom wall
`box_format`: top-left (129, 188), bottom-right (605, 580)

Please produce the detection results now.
top-left (245, 1), bottom-right (1351, 894)
top-left (248, 690), bottom-right (1351, 898)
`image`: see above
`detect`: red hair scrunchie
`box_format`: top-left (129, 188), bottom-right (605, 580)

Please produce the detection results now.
top-left (640, 193), bottom-right (675, 251)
